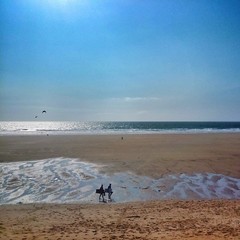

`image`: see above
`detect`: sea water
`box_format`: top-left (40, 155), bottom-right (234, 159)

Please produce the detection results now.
top-left (1, 121), bottom-right (240, 135)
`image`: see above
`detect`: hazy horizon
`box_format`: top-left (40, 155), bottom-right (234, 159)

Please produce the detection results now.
top-left (1, 0), bottom-right (240, 121)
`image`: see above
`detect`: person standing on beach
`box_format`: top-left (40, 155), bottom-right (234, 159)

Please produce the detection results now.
top-left (107, 184), bottom-right (113, 200)
top-left (99, 184), bottom-right (105, 202)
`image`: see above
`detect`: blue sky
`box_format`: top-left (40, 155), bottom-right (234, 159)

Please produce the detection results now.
top-left (1, 0), bottom-right (240, 121)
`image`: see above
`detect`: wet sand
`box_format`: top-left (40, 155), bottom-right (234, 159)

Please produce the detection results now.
top-left (0, 133), bottom-right (240, 239)
top-left (1, 133), bottom-right (240, 178)
top-left (1, 158), bottom-right (240, 204)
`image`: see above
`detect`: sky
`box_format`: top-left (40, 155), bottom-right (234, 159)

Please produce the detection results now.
top-left (0, 0), bottom-right (240, 121)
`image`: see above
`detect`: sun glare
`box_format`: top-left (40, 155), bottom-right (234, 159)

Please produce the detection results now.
top-left (37, 0), bottom-right (73, 9)
top-left (30, 0), bottom-right (89, 21)
top-left (38, 0), bottom-right (87, 16)
top-left (46, 0), bottom-right (73, 7)
top-left (55, 0), bottom-right (72, 6)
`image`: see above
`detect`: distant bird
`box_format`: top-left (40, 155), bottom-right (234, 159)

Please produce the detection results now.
top-left (42, 110), bottom-right (46, 114)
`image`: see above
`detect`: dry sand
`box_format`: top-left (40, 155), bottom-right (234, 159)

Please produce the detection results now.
top-left (0, 133), bottom-right (240, 239)
top-left (0, 200), bottom-right (239, 240)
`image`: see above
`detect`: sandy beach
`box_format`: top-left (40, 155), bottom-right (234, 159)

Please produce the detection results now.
top-left (0, 133), bottom-right (240, 239)
top-left (0, 200), bottom-right (239, 240)
top-left (1, 133), bottom-right (240, 178)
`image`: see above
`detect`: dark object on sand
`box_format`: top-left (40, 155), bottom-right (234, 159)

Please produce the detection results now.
top-left (97, 184), bottom-right (105, 201)
top-left (96, 189), bottom-right (101, 194)
top-left (96, 188), bottom-right (105, 195)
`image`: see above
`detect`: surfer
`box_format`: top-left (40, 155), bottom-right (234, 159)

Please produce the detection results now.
top-left (107, 184), bottom-right (113, 200)
top-left (99, 184), bottom-right (105, 202)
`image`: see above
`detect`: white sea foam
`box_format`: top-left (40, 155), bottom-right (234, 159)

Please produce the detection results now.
top-left (0, 158), bottom-right (239, 204)
top-left (1, 121), bottom-right (240, 135)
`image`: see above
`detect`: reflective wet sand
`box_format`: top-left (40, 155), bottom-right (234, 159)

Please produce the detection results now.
top-left (1, 134), bottom-right (240, 179)
top-left (1, 158), bottom-right (239, 204)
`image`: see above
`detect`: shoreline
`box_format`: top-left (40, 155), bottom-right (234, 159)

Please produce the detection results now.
top-left (2, 157), bottom-right (239, 204)
top-left (1, 130), bottom-right (240, 136)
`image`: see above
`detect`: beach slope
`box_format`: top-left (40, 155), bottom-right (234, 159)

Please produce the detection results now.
top-left (0, 200), bottom-right (239, 240)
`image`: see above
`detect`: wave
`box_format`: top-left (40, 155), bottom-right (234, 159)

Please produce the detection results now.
top-left (1, 121), bottom-right (240, 135)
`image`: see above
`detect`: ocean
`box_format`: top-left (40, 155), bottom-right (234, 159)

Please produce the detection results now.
top-left (0, 121), bottom-right (240, 135)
